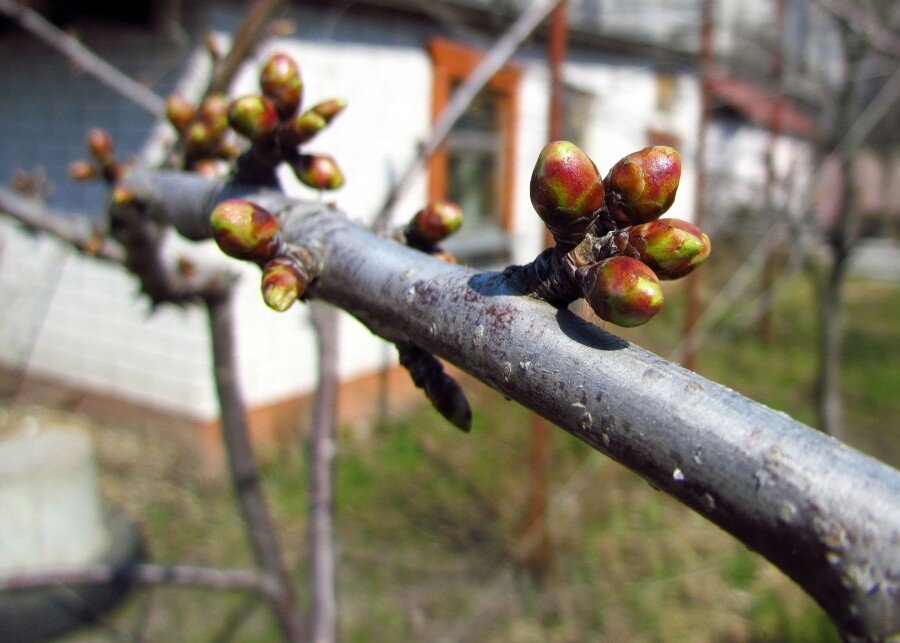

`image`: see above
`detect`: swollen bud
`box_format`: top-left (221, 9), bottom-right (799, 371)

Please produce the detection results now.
top-left (227, 95), bottom-right (279, 141)
top-left (623, 218), bottom-right (711, 280)
top-left (283, 111), bottom-right (326, 147)
top-left (530, 141), bottom-right (605, 247)
top-left (605, 146), bottom-right (681, 226)
top-left (310, 98), bottom-right (347, 122)
top-left (165, 94), bottom-right (196, 132)
top-left (580, 256), bottom-right (663, 327)
top-left (210, 199), bottom-right (280, 262)
top-left (290, 154), bottom-right (344, 190)
top-left (261, 256), bottom-right (308, 312)
top-left (199, 93), bottom-right (230, 137)
top-left (87, 128), bottom-right (114, 165)
top-left (69, 160), bottom-right (98, 181)
top-left (259, 53), bottom-right (303, 119)
top-left (408, 200), bottom-right (463, 244)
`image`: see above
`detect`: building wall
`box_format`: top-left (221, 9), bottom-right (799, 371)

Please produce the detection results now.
top-left (0, 6), bottom-right (705, 424)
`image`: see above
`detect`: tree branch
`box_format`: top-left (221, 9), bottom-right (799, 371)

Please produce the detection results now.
top-left (810, 0), bottom-right (900, 60)
top-left (0, 563), bottom-right (276, 598)
top-left (372, 0), bottom-right (565, 230)
top-left (0, 186), bottom-right (125, 263)
top-left (0, 0), bottom-right (166, 115)
top-left (130, 170), bottom-right (900, 640)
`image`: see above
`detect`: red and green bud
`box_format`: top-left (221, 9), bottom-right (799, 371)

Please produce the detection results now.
top-left (185, 121), bottom-right (216, 154)
top-left (165, 94), bottom-right (196, 132)
top-left (69, 160), bottom-right (97, 181)
top-left (290, 154), bottom-right (344, 191)
top-left (199, 93), bottom-right (230, 137)
top-left (87, 128), bottom-right (114, 165)
top-left (617, 218), bottom-right (710, 280)
top-left (261, 256), bottom-right (308, 312)
top-left (210, 199), bottom-right (281, 262)
top-left (259, 53), bottom-right (303, 119)
top-left (111, 186), bottom-right (135, 206)
top-left (310, 98), bottom-right (347, 122)
top-left (227, 95), bottom-right (279, 141)
top-left (580, 256), bottom-right (664, 327)
top-left (605, 146), bottom-right (681, 226)
top-left (408, 200), bottom-right (463, 244)
top-left (283, 111), bottom-right (327, 147)
top-left (530, 140), bottom-right (605, 247)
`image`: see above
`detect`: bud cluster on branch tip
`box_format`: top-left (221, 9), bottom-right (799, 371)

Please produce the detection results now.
top-left (261, 255), bottom-right (308, 312)
top-left (165, 92), bottom-right (236, 174)
top-left (210, 199), bottom-right (281, 263)
top-left (604, 146), bottom-right (681, 226)
top-left (260, 53), bottom-right (303, 119)
top-left (529, 140), bottom-right (605, 247)
top-left (615, 218), bottom-right (711, 280)
top-left (71, 128), bottom-right (126, 184)
top-left (579, 256), bottom-right (664, 327)
top-left (407, 200), bottom-right (463, 244)
top-left (289, 154), bottom-right (344, 190)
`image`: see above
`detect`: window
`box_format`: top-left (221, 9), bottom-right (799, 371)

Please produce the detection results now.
top-left (428, 38), bottom-right (521, 266)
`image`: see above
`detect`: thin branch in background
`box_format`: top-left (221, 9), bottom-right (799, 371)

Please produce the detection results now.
top-left (0, 563), bottom-right (275, 597)
top-left (810, 0), bottom-right (900, 60)
top-left (206, 0), bottom-right (286, 97)
top-left (308, 302), bottom-right (340, 643)
top-left (0, 187), bottom-right (125, 264)
top-left (0, 0), bottom-right (165, 115)
top-left (205, 291), bottom-right (305, 642)
top-left (372, 0), bottom-right (565, 231)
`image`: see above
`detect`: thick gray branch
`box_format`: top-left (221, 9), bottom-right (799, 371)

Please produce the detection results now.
top-left (125, 174), bottom-right (900, 641)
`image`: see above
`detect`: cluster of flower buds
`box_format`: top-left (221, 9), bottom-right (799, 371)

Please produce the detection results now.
top-left (209, 198), bottom-right (311, 312)
top-left (69, 128), bottom-right (128, 184)
top-left (529, 141), bottom-right (710, 327)
top-left (226, 52), bottom-right (347, 190)
top-left (164, 92), bottom-right (237, 176)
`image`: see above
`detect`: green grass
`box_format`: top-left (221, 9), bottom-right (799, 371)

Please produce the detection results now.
top-left (5, 267), bottom-right (894, 641)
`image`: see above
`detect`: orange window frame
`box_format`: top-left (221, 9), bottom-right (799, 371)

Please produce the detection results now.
top-left (427, 38), bottom-right (521, 231)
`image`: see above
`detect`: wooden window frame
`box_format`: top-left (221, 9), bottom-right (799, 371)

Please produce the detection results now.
top-left (427, 38), bottom-right (521, 232)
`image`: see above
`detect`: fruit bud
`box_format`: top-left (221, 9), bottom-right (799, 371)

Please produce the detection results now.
top-left (605, 146), bottom-right (681, 226)
top-left (227, 95), bottom-right (279, 141)
top-left (530, 140), bottom-right (605, 247)
top-left (111, 186), bottom-right (135, 206)
top-left (261, 256), bottom-right (308, 312)
top-left (310, 98), bottom-right (347, 122)
top-left (621, 218), bottom-right (711, 279)
top-left (210, 199), bottom-right (281, 262)
top-left (580, 256), bottom-right (663, 327)
top-left (199, 93), bottom-right (230, 137)
top-left (165, 94), bottom-right (196, 132)
top-left (259, 53), bottom-right (303, 119)
top-left (87, 128), bottom-right (114, 165)
top-left (408, 200), bottom-right (463, 244)
top-left (69, 160), bottom-right (97, 181)
top-left (290, 154), bottom-right (344, 191)
top-left (185, 121), bottom-right (216, 154)
top-left (283, 111), bottom-right (327, 147)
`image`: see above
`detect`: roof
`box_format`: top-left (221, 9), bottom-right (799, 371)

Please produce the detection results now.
top-left (709, 71), bottom-right (818, 139)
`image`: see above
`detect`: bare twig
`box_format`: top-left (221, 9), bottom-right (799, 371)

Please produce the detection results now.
top-left (0, 0), bottom-right (165, 115)
top-left (0, 186), bottom-right (125, 263)
top-left (372, 0), bottom-right (565, 231)
top-left (206, 0), bottom-right (286, 97)
top-left (308, 302), bottom-right (339, 643)
top-left (810, 0), bottom-right (900, 60)
top-left (205, 290), bottom-right (305, 642)
top-left (0, 563), bottom-right (276, 597)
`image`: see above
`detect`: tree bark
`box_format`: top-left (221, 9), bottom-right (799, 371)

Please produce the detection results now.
top-left (205, 291), bottom-right (305, 642)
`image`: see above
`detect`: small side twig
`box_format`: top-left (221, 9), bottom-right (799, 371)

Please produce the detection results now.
top-left (397, 341), bottom-right (472, 432)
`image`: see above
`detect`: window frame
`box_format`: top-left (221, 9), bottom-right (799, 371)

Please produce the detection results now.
top-left (427, 38), bottom-right (522, 233)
